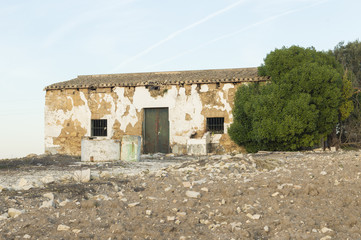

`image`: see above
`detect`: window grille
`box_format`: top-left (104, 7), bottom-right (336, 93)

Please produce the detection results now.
top-left (206, 117), bottom-right (224, 134)
top-left (91, 119), bottom-right (107, 137)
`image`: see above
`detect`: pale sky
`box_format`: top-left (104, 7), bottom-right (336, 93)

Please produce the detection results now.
top-left (0, 0), bottom-right (360, 159)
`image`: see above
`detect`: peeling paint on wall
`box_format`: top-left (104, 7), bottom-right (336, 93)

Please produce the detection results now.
top-left (45, 82), bottom-right (246, 155)
top-left (45, 90), bottom-right (91, 155)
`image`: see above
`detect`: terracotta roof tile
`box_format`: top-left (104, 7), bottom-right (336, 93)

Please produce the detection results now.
top-left (44, 67), bottom-right (269, 90)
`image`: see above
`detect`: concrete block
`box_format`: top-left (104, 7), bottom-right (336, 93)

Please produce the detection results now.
top-left (187, 132), bottom-right (211, 155)
top-left (172, 144), bottom-right (187, 155)
top-left (121, 135), bottom-right (141, 162)
top-left (81, 137), bottom-right (120, 162)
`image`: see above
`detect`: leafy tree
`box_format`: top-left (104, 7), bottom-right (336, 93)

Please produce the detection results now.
top-left (332, 40), bottom-right (361, 87)
top-left (331, 40), bottom-right (361, 144)
top-left (229, 46), bottom-right (344, 152)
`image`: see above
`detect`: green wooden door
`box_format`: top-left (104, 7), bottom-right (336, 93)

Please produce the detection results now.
top-left (143, 108), bottom-right (169, 154)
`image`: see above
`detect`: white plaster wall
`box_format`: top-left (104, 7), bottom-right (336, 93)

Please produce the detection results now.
top-left (44, 92), bottom-right (91, 153)
top-left (113, 88), bottom-right (140, 134)
top-left (118, 85), bottom-right (205, 146)
top-left (45, 82), bottom-right (236, 154)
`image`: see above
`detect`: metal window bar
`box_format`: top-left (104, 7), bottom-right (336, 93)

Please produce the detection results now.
top-left (206, 117), bottom-right (224, 134)
top-left (91, 119), bottom-right (107, 136)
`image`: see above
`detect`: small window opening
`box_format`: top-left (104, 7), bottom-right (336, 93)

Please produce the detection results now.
top-left (91, 119), bottom-right (107, 136)
top-left (206, 117), bottom-right (224, 134)
top-left (216, 82), bottom-right (220, 89)
top-left (196, 83), bottom-right (201, 91)
top-left (149, 86), bottom-right (160, 91)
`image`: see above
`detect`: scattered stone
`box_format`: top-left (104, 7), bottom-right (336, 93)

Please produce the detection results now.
top-left (57, 224), bottom-right (70, 231)
top-left (246, 213), bottom-right (261, 220)
top-left (1, 151), bottom-right (360, 239)
top-left (23, 234), bottom-right (31, 239)
top-left (43, 192), bottom-right (55, 200)
top-left (186, 191), bottom-right (201, 199)
top-left (73, 169), bottom-right (91, 183)
top-left (200, 219), bottom-right (210, 225)
top-left (100, 171), bottom-right (111, 178)
top-left (230, 222), bottom-right (242, 232)
top-left (72, 229), bottom-right (81, 234)
top-left (0, 185), bottom-right (4, 192)
top-left (93, 194), bottom-right (111, 201)
top-left (40, 200), bottom-right (54, 208)
top-left (8, 208), bottom-right (23, 218)
top-left (41, 175), bottom-right (55, 184)
top-left (59, 199), bottom-right (70, 207)
top-left (321, 227), bottom-right (333, 233)
top-left (177, 212), bottom-right (187, 218)
top-left (0, 213), bottom-right (8, 221)
top-left (60, 174), bottom-right (72, 182)
top-left (234, 153), bottom-right (244, 158)
top-left (271, 192), bottom-right (279, 197)
top-left (128, 202), bottom-right (140, 207)
top-left (155, 170), bottom-right (168, 178)
top-left (320, 171), bottom-right (327, 176)
top-left (193, 178), bottom-right (206, 185)
top-left (16, 178), bottom-right (33, 190)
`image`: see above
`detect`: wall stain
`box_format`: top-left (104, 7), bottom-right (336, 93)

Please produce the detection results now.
top-left (46, 82), bottom-right (245, 155)
top-left (52, 119), bottom-right (87, 155)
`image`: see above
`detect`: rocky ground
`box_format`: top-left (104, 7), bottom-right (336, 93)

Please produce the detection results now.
top-left (1, 150), bottom-right (361, 240)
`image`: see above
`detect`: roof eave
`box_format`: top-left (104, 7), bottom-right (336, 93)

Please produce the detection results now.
top-left (44, 76), bottom-right (270, 91)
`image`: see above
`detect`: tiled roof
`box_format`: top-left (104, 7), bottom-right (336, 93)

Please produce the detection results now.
top-left (44, 67), bottom-right (269, 90)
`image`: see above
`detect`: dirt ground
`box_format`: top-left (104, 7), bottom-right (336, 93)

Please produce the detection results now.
top-left (1, 150), bottom-right (361, 240)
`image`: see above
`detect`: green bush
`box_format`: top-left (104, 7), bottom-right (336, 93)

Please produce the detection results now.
top-left (229, 46), bottom-right (344, 152)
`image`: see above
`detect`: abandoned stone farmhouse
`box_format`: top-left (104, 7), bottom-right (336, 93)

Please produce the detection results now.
top-left (44, 68), bottom-right (269, 157)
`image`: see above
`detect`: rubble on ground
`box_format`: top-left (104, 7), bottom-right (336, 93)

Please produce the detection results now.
top-left (0, 150), bottom-right (361, 239)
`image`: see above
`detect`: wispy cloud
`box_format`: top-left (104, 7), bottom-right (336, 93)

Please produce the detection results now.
top-left (111, 0), bottom-right (247, 72)
top-left (43, 0), bottom-right (135, 48)
top-left (145, 0), bottom-right (329, 69)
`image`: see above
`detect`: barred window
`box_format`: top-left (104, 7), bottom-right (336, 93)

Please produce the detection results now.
top-left (91, 119), bottom-right (107, 137)
top-left (206, 117), bottom-right (224, 134)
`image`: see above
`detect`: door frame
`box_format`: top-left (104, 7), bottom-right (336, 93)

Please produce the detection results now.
top-left (142, 107), bottom-right (170, 154)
